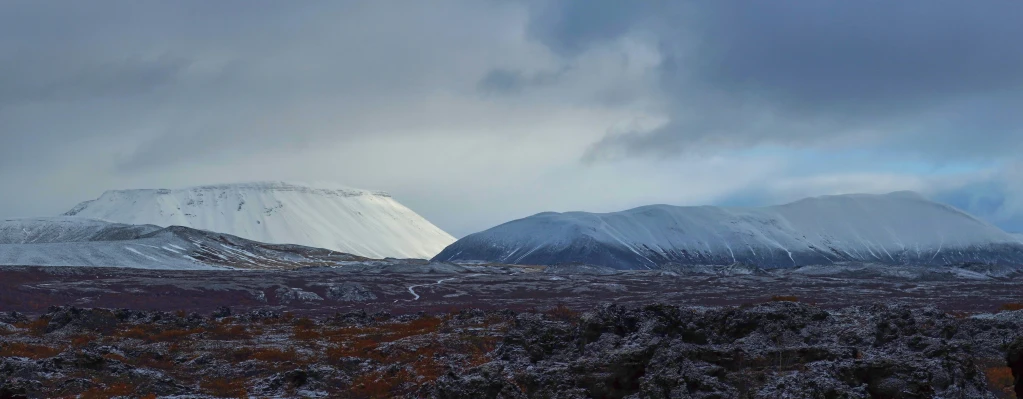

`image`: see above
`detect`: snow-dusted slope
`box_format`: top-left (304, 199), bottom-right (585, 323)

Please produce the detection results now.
top-left (434, 192), bottom-right (1023, 269)
top-left (64, 182), bottom-right (455, 259)
top-left (0, 218), bottom-right (364, 269)
top-left (0, 217), bottom-right (160, 244)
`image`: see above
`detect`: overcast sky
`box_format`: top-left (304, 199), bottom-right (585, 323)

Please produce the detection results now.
top-left (2, 1), bottom-right (1022, 237)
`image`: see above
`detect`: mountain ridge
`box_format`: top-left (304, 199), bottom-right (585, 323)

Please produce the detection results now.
top-left (0, 217), bottom-right (162, 244)
top-left (0, 217), bottom-right (363, 269)
top-left (433, 191), bottom-right (1023, 269)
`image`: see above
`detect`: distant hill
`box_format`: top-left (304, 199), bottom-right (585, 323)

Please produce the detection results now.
top-left (0, 217), bottom-right (362, 269)
top-left (434, 192), bottom-right (1023, 269)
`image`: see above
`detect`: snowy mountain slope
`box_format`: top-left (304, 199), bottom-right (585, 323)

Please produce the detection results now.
top-left (433, 192), bottom-right (1023, 269)
top-left (0, 217), bottom-right (160, 244)
top-left (0, 218), bottom-right (365, 269)
top-left (1014, 233), bottom-right (1023, 243)
top-left (63, 182), bottom-right (455, 259)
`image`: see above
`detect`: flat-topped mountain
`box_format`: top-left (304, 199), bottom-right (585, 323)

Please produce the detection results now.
top-left (433, 192), bottom-right (1023, 269)
top-left (64, 181), bottom-right (455, 259)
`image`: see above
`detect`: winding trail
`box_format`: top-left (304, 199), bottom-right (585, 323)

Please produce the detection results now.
top-left (406, 277), bottom-right (458, 300)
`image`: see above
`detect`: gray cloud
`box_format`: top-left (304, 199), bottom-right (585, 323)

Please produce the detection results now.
top-left (477, 67), bottom-right (569, 95)
top-left (0, 1), bottom-right (534, 171)
top-left (0, 57), bottom-right (189, 106)
top-left (523, 1), bottom-right (1023, 162)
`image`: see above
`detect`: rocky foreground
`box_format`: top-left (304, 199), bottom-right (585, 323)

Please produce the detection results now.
top-left (2, 302), bottom-right (1022, 398)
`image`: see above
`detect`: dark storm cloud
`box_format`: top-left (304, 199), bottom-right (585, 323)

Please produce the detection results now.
top-left (524, 1), bottom-right (1023, 161)
top-left (525, 0), bottom-right (649, 56)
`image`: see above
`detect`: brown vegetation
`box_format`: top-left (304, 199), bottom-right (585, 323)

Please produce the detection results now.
top-left (70, 334), bottom-right (94, 347)
top-left (771, 295), bottom-right (799, 302)
top-left (209, 323), bottom-right (252, 340)
top-left (545, 304), bottom-right (580, 323)
top-left (17, 317), bottom-right (50, 336)
top-left (984, 365), bottom-right (1016, 398)
top-left (200, 378), bottom-right (248, 398)
top-left (80, 382), bottom-right (133, 399)
top-left (1000, 303), bottom-right (1023, 312)
top-left (0, 307), bottom-right (512, 398)
top-left (0, 342), bottom-right (61, 359)
top-left (248, 347), bottom-right (300, 363)
top-left (348, 369), bottom-right (417, 399)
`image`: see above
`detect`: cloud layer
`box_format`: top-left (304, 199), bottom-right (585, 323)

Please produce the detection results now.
top-left (2, 1), bottom-right (1021, 236)
top-left (518, 1), bottom-right (1023, 162)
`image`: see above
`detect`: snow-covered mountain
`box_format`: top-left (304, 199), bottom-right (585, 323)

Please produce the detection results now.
top-left (63, 182), bottom-right (455, 259)
top-left (433, 192), bottom-right (1023, 269)
top-left (0, 217), bottom-right (363, 269)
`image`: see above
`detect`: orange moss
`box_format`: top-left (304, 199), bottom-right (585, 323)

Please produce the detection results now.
top-left (293, 317), bottom-right (316, 329)
top-left (460, 335), bottom-right (499, 368)
top-left (116, 325), bottom-right (203, 342)
top-left (237, 347), bottom-right (301, 364)
top-left (209, 324), bottom-right (252, 340)
top-left (545, 304), bottom-right (579, 322)
top-left (771, 295), bottom-right (799, 302)
top-left (0, 342), bottom-right (62, 359)
top-left (985, 366), bottom-right (1016, 398)
top-left (201, 378), bottom-right (248, 398)
top-left (80, 382), bottom-right (133, 399)
top-left (1000, 303), bottom-right (1023, 312)
top-left (135, 352), bottom-right (175, 370)
top-left (293, 326), bottom-right (322, 341)
top-left (17, 317), bottom-right (50, 336)
top-left (154, 328), bottom-right (203, 341)
top-left (70, 334), bottom-right (94, 347)
top-left (348, 369), bottom-right (415, 399)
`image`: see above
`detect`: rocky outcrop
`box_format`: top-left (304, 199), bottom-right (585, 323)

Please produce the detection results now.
top-left (325, 282), bottom-right (378, 302)
top-left (437, 302), bottom-right (1022, 398)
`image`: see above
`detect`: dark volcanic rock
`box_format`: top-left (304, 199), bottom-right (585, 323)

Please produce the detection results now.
top-left (0, 377), bottom-right (38, 399)
top-left (0, 312), bottom-right (28, 325)
top-left (2, 303), bottom-right (1021, 398)
top-left (211, 306), bottom-right (232, 318)
top-left (1009, 336), bottom-right (1023, 398)
top-left (326, 282), bottom-right (378, 302)
top-left (43, 307), bottom-right (120, 335)
top-left (440, 302), bottom-right (1019, 398)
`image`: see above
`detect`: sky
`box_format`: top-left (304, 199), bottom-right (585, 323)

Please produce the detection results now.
top-left (2, 1), bottom-right (1022, 237)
